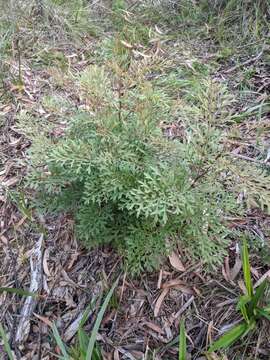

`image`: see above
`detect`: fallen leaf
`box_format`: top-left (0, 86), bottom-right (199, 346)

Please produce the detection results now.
top-left (14, 216), bottom-right (28, 230)
top-left (230, 256), bottom-right (242, 281)
top-left (33, 313), bottom-right (53, 327)
top-left (120, 40), bottom-right (133, 49)
top-left (161, 279), bottom-right (184, 288)
top-left (2, 177), bottom-right (19, 187)
top-left (157, 269), bottom-right (163, 289)
top-left (144, 321), bottom-right (165, 334)
top-left (43, 248), bottom-right (51, 277)
top-left (64, 311), bottom-right (86, 342)
top-left (222, 257), bottom-right (230, 282)
top-left (114, 349), bottom-right (120, 360)
top-left (66, 251), bottom-right (80, 270)
top-left (1, 235), bottom-right (8, 245)
top-left (168, 251), bottom-right (185, 272)
top-left (155, 25), bottom-right (163, 34)
top-left (154, 288), bottom-right (169, 317)
top-left (238, 279), bottom-right (247, 294)
top-left (251, 267), bottom-right (260, 279)
top-left (254, 270), bottom-right (270, 288)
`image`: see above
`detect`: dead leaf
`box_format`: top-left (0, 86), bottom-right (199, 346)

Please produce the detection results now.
top-left (43, 248), bottom-right (51, 277)
top-left (66, 251), bottom-right (80, 270)
top-left (120, 40), bottom-right (133, 49)
top-left (1, 234), bottom-right (8, 245)
top-left (61, 269), bottom-right (81, 288)
top-left (114, 349), bottom-right (120, 360)
top-left (254, 270), bottom-right (270, 288)
top-left (168, 251), bottom-right (185, 272)
top-left (223, 256), bottom-right (241, 282)
top-left (9, 137), bottom-right (22, 146)
top-left (10, 83), bottom-right (25, 92)
top-left (14, 216), bottom-right (28, 230)
top-left (161, 279), bottom-right (185, 288)
top-left (157, 269), bottom-right (163, 289)
top-left (2, 177), bottom-right (19, 187)
top-left (33, 313), bottom-right (53, 327)
top-left (251, 267), bottom-right (260, 279)
top-left (154, 25), bottom-right (163, 34)
top-left (238, 279), bottom-right (247, 294)
top-left (144, 321), bottom-right (165, 335)
top-left (64, 311), bottom-right (87, 342)
top-left (230, 256), bottom-right (242, 281)
top-left (154, 288), bottom-right (169, 317)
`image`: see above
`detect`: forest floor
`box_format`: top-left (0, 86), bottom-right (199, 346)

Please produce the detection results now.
top-left (0, 1), bottom-right (270, 359)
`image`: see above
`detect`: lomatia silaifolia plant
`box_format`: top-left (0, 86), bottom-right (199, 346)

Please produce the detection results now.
top-left (26, 64), bottom-right (236, 274)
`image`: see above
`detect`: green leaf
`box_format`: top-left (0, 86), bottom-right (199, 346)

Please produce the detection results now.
top-left (0, 287), bottom-right (37, 298)
top-left (208, 322), bottom-right (248, 352)
top-left (52, 323), bottom-right (69, 360)
top-left (250, 280), bottom-right (267, 312)
top-left (92, 343), bottom-right (102, 360)
top-left (179, 319), bottom-right (187, 360)
top-left (237, 295), bottom-right (252, 322)
top-left (230, 103), bottom-right (270, 123)
top-left (241, 239), bottom-right (253, 297)
top-left (257, 308), bottom-right (270, 321)
top-left (0, 324), bottom-right (14, 360)
top-left (79, 295), bottom-right (97, 329)
top-left (86, 278), bottom-right (119, 360)
top-left (78, 328), bottom-right (89, 355)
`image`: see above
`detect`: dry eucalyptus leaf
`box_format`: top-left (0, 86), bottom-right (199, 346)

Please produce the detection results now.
top-left (154, 288), bottom-right (169, 317)
top-left (168, 251), bottom-right (185, 272)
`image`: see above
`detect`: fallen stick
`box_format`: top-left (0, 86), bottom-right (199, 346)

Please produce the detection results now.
top-left (231, 153), bottom-right (270, 166)
top-left (224, 50), bottom-right (264, 74)
top-left (15, 235), bottom-right (43, 343)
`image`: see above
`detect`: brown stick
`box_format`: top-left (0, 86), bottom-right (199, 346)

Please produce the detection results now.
top-left (15, 235), bottom-right (43, 343)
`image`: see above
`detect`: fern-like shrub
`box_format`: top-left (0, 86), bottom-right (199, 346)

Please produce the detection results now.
top-left (26, 65), bottom-right (236, 274)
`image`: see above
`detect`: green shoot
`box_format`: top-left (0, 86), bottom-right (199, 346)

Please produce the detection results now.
top-left (241, 239), bottom-right (253, 297)
top-left (178, 319), bottom-right (187, 360)
top-left (0, 324), bottom-right (14, 360)
top-left (51, 278), bottom-right (119, 359)
top-left (0, 287), bottom-right (37, 298)
top-left (86, 279), bottom-right (118, 359)
top-left (208, 239), bottom-right (269, 353)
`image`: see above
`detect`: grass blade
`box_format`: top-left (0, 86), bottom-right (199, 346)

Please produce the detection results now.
top-left (257, 308), bottom-right (270, 321)
top-left (0, 324), bottom-right (14, 360)
top-left (238, 300), bottom-right (249, 323)
top-left (179, 319), bottom-right (187, 360)
top-left (208, 322), bottom-right (247, 353)
top-left (52, 323), bottom-right (69, 360)
top-left (0, 287), bottom-right (37, 298)
top-left (250, 280), bottom-right (267, 311)
top-left (86, 278), bottom-right (119, 360)
top-left (241, 239), bottom-right (253, 297)
top-left (78, 327), bottom-right (89, 355)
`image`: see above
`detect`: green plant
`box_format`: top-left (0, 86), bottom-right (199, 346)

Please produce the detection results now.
top-left (0, 281), bottom-right (118, 360)
top-left (208, 239), bottom-right (270, 353)
top-left (51, 279), bottom-right (118, 359)
top-left (0, 287), bottom-right (37, 297)
top-left (179, 319), bottom-right (187, 360)
top-left (0, 286), bottom-right (37, 360)
top-left (25, 63), bottom-right (239, 274)
top-left (0, 324), bottom-right (14, 360)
